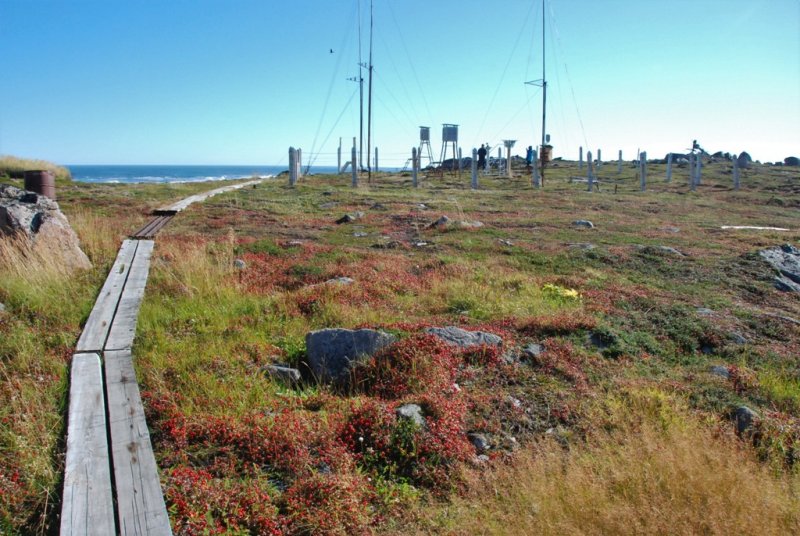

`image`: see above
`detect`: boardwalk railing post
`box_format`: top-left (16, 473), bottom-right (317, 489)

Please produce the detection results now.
top-left (532, 146), bottom-right (541, 188)
top-left (690, 154), bottom-right (697, 191)
top-left (587, 151), bottom-right (594, 192)
top-left (374, 147), bottom-right (379, 172)
top-left (351, 146), bottom-right (358, 187)
top-left (579, 146), bottom-right (584, 169)
top-left (618, 150), bottom-right (623, 174)
top-left (412, 147), bottom-right (419, 188)
top-left (640, 151), bottom-right (647, 191)
top-left (458, 147), bottom-right (463, 177)
top-left (666, 153), bottom-right (673, 182)
top-left (471, 148), bottom-right (478, 189)
top-left (733, 154), bottom-right (740, 190)
top-left (289, 147), bottom-right (297, 187)
top-left (597, 149), bottom-right (602, 168)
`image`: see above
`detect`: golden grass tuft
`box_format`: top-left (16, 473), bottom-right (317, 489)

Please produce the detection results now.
top-left (406, 389), bottom-right (800, 535)
top-left (0, 155), bottom-right (71, 180)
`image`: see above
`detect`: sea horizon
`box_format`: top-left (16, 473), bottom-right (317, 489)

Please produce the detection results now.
top-left (67, 164), bottom-right (340, 184)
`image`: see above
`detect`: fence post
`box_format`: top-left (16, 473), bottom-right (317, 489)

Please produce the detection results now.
top-left (597, 149), bottom-right (602, 168)
top-left (733, 154), bottom-right (740, 190)
top-left (374, 147), bottom-right (379, 172)
top-left (690, 154), bottom-right (697, 191)
top-left (297, 149), bottom-right (303, 178)
top-left (640, 151), bottom-right (647, 191)
top-left (351, 146), bottom-right (358, 187)
top-left (696, 154), bottom-right (702, 185)
top-left (618, 150), bottom-right (622, 174)
top-left (666, 153), bottom-right (673, 182)
top-left (289, 147), bottom-right (297, 187)
top-left (579, 146), bottom-right (584, 169)
top-left (412, 147), bottom-right (418, 188)
top-left (337, 138), bottom-right (342, 174)
top-left (471, 148), bottom-right (478, 189)
top-left (532, 146), bottom-right (540, 188)
top-left (587, 151), bottom-right (594, 192)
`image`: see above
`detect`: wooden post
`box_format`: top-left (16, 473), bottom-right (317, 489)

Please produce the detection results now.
top-left (297, 148), bottom-right (303, 178)
top-left (289, 147), bottom-right (297, 187)
top-left (471, 148), bottom-right (478, 189)
top-left (458, 147), bottom-right (462, 176)
top-left (618, 150), bottom-right (623, 174)
top-left (532, 146), bottom-right (541, 188)
top-left (337, 138), bottom-right (342, 174)
top-left (498, 147), bottom-right (502, 159)
top-left (733, 154), bottom-right (740, 190)
top-left (412, 147), bottom-right (418, 188)
top-left (666, 153), bottom-right (673, 182)
top-left (696, 154), bottom-right (702, 185)
top-left (374, 147), bottom-right (379, 172)
top-left (597, 149), bottom-right (602, 168)
top-left (587, 150), bottom-right (594, 192)
top-left (579, 146), bottom-right (584, 169)
top-left (506, 145), bottom-right (513, 178)
top-left (351, 146), bottom-right (358, 187)
top-left (640, 151), bottom-right (647, 191)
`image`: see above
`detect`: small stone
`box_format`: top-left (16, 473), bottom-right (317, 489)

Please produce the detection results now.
top-left (370, 203), bottom-right (387, 210)
top-left (521, 343), bottom-right (545, 361)
top-left (335, 212), bottom-right (364, 224)
top-left (416, 203), bottom-right (429, 210)
top-left (728, 332), bottom-right (748, 345)
top-left (424, 326), bottom-right (503, 348)
top-left (324, 277), bottom-right (354, 286)
top-left (458, 220), bottom-right (484, 229)
top-left (506, 396), bottom-right (522, 409)
top-left (371, 240), bottom-right (402, 249)
top-left (498, 239), bottom-right (514, 246)
top-left (467, 432), bottom-right (491, 453)
top-left (709, 365), bottom-right (730, 379)
top-left (233, 258), bottom-right (246, 270)
top-left (568, 243), bottom-right (596, 250)
top-left (285, 240), bottom-right (303, 247)
top-left (396, 404), bottom-right (426, 428)
top-left (427, 215), bottom-right (451, 229)
top-left (264, 365), bottom-right (302, 386)
top-left (572, 220), bottom-right (594, 229)
top-left (657, 246), bottom-right (686, 257)
top-left (413, 241), bottom-right (429, 248)
top-left (696, 307), bottom-right (714, 316)
top-left (661, 226), bottom-right (681, 233)
top-left (734, 406), bottom-right (758, 435)
top-left (320, 202), bottom-right (338, 209)
top-left (353, 232), bottom-right (368, 238)
top-left (501, 351), bottom-right (519, 365)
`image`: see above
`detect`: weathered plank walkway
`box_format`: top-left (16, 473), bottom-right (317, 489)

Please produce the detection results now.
top-left (61, 179), bottom-right (264, 535)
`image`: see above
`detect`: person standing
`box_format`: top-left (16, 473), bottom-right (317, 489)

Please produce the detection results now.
top-left (525, 146), bottom-right (534, 171)
top-left (478, 144), bottom-right (487, 170)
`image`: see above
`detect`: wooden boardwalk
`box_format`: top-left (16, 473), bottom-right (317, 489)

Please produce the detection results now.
top-left (61, 179), bottom-right (264, 535)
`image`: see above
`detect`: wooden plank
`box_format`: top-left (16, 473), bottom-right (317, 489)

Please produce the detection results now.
top-left (106, 240), bottom-right (154, 352)
top-left (105, 349), bottom-right (172, 535)
top-left (60, 353), bottom-right (116, 536)
top-left (156, 179), bottom-right (263, 213)
top-left (76, 240), bottom-right (139, 353)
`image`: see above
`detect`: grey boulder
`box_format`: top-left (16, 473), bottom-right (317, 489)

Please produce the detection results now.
top-left (734, 406), bottom-right (758, 435)
top-left (424, 326), bottom-right (503, 348)
top-left (759, 244), bottom-right (800, 292)
top-left (572, 220), bottom-right (594, 229)
top-left (396, 404), bottom-right (426, 428)
top-left (304, 328), bottom-right (397, 385)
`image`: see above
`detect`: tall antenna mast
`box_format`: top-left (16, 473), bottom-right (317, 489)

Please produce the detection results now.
top-left (525, 0), bottom-right (548, 186)
top-left (366, 0), bottom-right (374, 183)
top-left (358, 0), bottom-right (364, 171)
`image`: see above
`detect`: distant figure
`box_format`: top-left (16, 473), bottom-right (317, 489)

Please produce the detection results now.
top-left (525, 146), bottom-right (534, 171)
top-left (478, 144), bottom-right (487, 170)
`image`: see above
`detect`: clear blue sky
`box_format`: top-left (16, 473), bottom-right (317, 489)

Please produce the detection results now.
top-left (1, 0), bottom-right (798, 166)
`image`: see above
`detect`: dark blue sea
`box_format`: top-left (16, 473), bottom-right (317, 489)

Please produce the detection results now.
top-left (68, 164), bottom-right (339, 184)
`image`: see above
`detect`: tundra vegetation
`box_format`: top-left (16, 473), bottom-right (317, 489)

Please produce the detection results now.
top-left (1, 159), bottom-right (799, 534)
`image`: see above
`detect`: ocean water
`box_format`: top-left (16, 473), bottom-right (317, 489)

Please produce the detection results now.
top-left (68, 164), bottom-right (339, 184)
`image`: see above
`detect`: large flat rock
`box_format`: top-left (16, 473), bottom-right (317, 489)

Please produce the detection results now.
top-left (304, 328), bottom-right (397, 385)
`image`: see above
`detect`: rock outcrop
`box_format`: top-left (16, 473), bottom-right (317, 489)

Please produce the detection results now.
top-left (424, 326), bottom-right (503, 348)
top-left (759, 244), bottom-right (800, 292)
top-left (0, 184), bottom-right (91, 272)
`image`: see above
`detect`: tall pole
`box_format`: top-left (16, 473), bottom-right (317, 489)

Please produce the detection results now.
top-left (366, 0), bottom-right (374, 183)
top-left (357, 0), bottom-right (364, 171)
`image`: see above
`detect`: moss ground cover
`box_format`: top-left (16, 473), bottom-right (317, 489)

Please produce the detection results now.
top-left (2, 161), bottom-right (800, 533)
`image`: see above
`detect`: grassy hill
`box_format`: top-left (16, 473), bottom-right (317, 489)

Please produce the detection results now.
top-left (1, 160), bottom-right (799, 534)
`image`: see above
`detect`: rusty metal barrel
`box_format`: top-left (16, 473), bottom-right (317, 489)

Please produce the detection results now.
top-left (24, 170), bottom-right (56, 200)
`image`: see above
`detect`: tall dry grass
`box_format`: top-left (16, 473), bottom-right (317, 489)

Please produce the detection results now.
top-left (405, 389), bottom-right (800, 536)
top-left (0, 155), bottom-right (71, 180)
